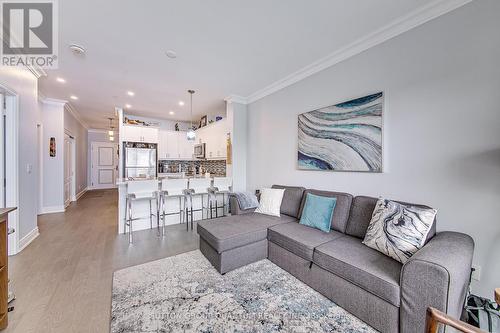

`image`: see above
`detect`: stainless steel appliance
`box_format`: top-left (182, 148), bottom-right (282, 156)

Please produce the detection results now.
top-left (123, 142), bottom-right (157, 178)
top-left (194, 143), bottom-right (205, 159)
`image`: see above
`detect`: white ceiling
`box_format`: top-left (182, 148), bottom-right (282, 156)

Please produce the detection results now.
top-left (39, 0), bottom-right (454, 129)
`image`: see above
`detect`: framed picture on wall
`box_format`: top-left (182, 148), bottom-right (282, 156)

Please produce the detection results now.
top-left (49, 137), bottom-right (56, 157)
top-left (200, 115), bottom-right (207, 127)
top-left (298, 92), bottom-right (383, 172)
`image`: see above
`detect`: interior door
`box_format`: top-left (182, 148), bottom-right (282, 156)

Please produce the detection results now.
top-left (91, 142), bottom-right (118, 189)
top-left (64, 134), bottom-right (71, 207)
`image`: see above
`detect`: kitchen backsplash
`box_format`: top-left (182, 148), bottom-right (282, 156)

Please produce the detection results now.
top-left (159, 159), bottom-right (226, 176)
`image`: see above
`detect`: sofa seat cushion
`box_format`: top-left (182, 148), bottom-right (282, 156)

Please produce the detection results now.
top-left (197, 213), bottom-right (296, 253)
top-left (313, 235), bottom-right (402, 306)
top-left (268, 222), bottom-right (343, 261)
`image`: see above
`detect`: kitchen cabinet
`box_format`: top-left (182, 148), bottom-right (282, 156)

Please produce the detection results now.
top-left (196, 119), bottom-right (227, 159)
top-left (121, 125), bottom-right (158, 143)
top-left (157, 130), bottom-right (194, 160)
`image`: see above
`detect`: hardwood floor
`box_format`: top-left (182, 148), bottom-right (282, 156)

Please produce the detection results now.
top-left (5, 189), bottom-right (199, 333)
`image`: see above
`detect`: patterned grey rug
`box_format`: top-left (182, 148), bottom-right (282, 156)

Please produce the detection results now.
top-left (111, 250), bottom-right (376, 332)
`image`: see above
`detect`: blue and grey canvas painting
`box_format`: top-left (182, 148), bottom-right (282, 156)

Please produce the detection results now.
top-left (298, 92), bottom-right (383, 172)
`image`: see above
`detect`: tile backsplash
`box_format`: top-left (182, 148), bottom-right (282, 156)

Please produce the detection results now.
top-left (159, 159), bottom-right (226, 176)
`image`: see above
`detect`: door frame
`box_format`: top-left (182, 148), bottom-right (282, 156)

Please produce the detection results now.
top-left (64, 131), bottom-right (76, 207)
top-left (90, 141), bottom-right (118, 190)
top-left (37, 123), bottom-right (43, 214)
top-left (0, 82), bottom-right (20, 255)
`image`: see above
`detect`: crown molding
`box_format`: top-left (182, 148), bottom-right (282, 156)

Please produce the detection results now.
top-left (224, 95), bottom-right (248, 105)
top-left (65, 103), bottom-right (89, 129)
top-left (40, 97), bottom-right (67, 106)
top-left (244, 0), bottom-right (474, 104)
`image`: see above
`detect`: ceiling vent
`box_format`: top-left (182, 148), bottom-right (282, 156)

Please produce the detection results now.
top-left (69, 44), bottom-right (86, 56)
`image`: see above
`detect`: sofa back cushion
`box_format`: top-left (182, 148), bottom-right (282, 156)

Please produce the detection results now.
top-left (298, 189), bottom-right (353, 233)
top-left (271, 185), bottom-right (306, 218)
top-left (346, 196), bottom-right (437, 241)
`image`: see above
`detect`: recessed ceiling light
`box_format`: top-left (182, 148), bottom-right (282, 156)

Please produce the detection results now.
top-left (169, 111), bottom-right (175, 115)
top-left (178, 101), bottom-right (185, 106)
top-left (125, 104), bottom-right (132, 108)
top-left (127, 91), bottom-right (135, 96)
top-left (165, 50), bottom-right (177, 59)
top-left (56, 77), bottom-right (66, 83)
top-left (70, 95), bottom-right (78, 100)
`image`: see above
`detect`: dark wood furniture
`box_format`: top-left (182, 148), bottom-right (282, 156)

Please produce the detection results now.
top-left (0, 208), bottom-right (15, 330)
top-left (426, 307), bottom-right (484, 333)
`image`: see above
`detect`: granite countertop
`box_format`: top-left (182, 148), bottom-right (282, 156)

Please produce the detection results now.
top-left (116, 174), bottom-right (226, 185)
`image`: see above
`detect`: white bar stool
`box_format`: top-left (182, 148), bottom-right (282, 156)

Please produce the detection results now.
top-left (125, 179), bottom-right (159, 243)
top-left (208, 177), bottom-right (233, 218)
top-left (159, 178), bottom-right (189, 236)
top-left (184, 178), bottom-right (212, 230)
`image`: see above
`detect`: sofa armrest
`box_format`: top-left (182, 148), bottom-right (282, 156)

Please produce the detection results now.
top-left (400, 231), bottom-right (474, 333)
top-left (229, 197), bottom-right (256, 215)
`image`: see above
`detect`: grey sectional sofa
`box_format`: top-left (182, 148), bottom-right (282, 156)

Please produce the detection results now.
top-left (197, 185), bottom-right (474, 333)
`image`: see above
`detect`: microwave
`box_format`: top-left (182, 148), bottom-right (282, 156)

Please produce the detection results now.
top-left (194, 143), bottom-right (205, 158)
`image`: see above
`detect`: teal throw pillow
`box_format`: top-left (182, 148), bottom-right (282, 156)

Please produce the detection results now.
top-left (299, 193), bottom-right (336, 233)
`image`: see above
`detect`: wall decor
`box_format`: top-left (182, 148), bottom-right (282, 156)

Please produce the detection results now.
top-left (298, 92), bottom-right (383, 172)
top-left (49, 137), bottom-right (56, 157)
top-left (200, 115), bottom-right (207, 127)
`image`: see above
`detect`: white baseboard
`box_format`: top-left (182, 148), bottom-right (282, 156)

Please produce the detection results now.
top-left (75, 187), bottom-right (88, 201)
top-left (18, 227), bottom-right (39, 252)
top-left (39, 205), bottom-right (65, 215)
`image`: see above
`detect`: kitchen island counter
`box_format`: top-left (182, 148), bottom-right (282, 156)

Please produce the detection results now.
top-left (116, 175), bottom-right (227, 234)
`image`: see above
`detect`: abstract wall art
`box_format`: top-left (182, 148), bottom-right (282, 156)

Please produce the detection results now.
top-left (298, 92), bottom-right (383, 172)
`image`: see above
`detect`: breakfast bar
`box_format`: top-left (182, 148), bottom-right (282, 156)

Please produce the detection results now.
top-left (116, 176), bottom-right (230, 235)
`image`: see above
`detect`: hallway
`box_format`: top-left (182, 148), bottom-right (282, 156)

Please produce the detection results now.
top-left (6, 189), bottom-right (199, 332)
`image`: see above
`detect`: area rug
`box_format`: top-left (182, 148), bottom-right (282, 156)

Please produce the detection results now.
top-left (111, 250), bottom-right (376, 332)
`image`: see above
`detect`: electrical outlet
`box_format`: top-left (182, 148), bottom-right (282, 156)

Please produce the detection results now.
top-left (471, 265), bottom-right (481, 281)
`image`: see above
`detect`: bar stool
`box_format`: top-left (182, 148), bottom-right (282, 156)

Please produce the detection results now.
top-left (208, 177), bottom-right (233, 218)
top-left (125, 179), bottom-right (159, 243)
top-left (184, 178), bottom-right (212, 231)
top-left (159, 178), bottom-right (189, 236)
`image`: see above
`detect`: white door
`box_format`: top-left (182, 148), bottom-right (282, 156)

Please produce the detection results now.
top-left (64, 134), bottom-right (72, 207)
top-left (91, 142), bottom-right (118, 189)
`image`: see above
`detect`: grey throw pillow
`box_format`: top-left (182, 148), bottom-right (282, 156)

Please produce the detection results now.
top-left (362, 198), bottom-right (437, 263)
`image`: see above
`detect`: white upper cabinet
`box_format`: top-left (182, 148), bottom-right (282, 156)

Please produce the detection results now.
top-left (121, 125), bottom-right (158, 143)
top-left (157, 130), bottom-right (195, 160)
top-left (196, 119), bottom-right (227, 159)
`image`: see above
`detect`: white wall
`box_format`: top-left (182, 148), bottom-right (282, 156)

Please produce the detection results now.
top-left (64, 106), bottom-right (88, 196)
top-left (246, 0), bottom-right (500, 298)
top-left (40, 101), bottom-right (64, 210)
top-left (0, 67), bottom-right (41, 247)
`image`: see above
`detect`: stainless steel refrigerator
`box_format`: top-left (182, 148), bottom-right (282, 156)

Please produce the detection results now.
top-left (123, 142), bottom-right (157, 178)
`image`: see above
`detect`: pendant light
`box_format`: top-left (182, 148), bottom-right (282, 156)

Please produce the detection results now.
top-left (186, 89), bottom-right (196, 141)
top-left (108, 117), bottom-right (115, 141)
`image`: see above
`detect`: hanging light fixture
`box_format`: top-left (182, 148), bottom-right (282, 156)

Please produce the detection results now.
top-left (108, 117), bottom-right (115, 140)
top-left (186, 89), bottom-right (196, 141)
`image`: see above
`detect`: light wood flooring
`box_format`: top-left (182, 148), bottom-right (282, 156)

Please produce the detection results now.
top-left (5, 189), bottom-right (199, 332)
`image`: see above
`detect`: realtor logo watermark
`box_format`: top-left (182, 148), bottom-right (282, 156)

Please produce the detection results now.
top-left (1, 0), bottom-right (58, 68)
